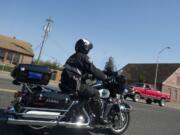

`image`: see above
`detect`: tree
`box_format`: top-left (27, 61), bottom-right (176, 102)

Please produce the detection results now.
top-left (32, 59), bottom-right (63, 70)
top-left (104, 56), bottom-right (116, 72)
top-left (138, 74), bottom-right (145, 83)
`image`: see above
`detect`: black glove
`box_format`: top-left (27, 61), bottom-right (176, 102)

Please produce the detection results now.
top-left (104, 76), bottom-right (113, 84)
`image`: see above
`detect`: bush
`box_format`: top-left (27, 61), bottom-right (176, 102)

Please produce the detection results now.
top-left (0, 64), bottom-right (14, 72)
top-left (32, 59), bottom-right (63, 71)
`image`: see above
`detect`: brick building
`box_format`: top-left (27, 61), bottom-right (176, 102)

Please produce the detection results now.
top-left (122, 63), bottom-right (180, 89)
top-left (162, 68), bottom-right (180, 103)
top-left (0, 35), bottom-right (34, 66)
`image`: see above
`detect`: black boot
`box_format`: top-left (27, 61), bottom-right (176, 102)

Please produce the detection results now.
top-left (99, 116), bottom-right (109, 125)
top-left (92, 100), bottom-right (108, 125)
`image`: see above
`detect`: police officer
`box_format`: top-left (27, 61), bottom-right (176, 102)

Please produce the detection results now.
top-left (60, 38), bottom-right (108, 124)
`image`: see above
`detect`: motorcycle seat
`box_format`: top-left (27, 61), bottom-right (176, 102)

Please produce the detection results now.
top-left (69, 93), bottom-right (79, 100)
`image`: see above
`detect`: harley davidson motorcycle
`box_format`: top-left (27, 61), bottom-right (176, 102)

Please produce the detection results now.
top-left (0, 64), bottom-right (131, 135)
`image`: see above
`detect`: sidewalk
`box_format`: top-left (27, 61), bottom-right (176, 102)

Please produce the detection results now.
top-left (0, 71), bottom-right (12, 80)
top-left (166, 102), bottom-right (180, 110)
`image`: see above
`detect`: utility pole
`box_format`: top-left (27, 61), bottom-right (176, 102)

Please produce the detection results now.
top-left (37, 16), bottom-right (53, 64)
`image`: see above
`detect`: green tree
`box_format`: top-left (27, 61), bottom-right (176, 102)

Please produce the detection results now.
top-left (138, 74), bottom-right (145, 83)
top-left (104, 56), bottom-right (116, 72)
top-left (32, 59), bottom-right (63, 70)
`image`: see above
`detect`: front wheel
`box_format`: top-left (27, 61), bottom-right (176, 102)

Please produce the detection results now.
top-left (159, 98), bottom-right (166, 107)
top-left (133, 93), bottom-right (140, 102)
top-left (109, 110), bottom-right (130, 135)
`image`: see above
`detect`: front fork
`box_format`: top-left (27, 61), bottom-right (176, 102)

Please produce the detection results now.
top-left (103, 101), bottom-right (131, 121)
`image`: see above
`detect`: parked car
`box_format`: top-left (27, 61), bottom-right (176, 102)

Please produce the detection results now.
top-left (124, 82), bottom-right (170, 106)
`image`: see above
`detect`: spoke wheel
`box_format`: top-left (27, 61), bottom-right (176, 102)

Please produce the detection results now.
top-left (109, 111), bottom-right (130, 134)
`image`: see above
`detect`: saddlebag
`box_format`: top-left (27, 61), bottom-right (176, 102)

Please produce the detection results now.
top-left (11, 64), bottom-right (52, 85)
top-left (32, 92), bottom-right (72, 109)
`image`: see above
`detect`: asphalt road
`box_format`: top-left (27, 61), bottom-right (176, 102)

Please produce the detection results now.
top-left (0, 77), bottom-right (20, 90)
top-left (0, 78), bottom-right (180, 135)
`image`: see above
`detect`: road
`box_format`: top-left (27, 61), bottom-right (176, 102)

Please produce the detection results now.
top-left (0, 77), bottom-right (180, 135)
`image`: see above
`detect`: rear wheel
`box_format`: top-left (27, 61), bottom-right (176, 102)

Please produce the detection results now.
top-left (159, 98), bottom-right (166, 107)
top-left (133, 93), bottom-right (140, 102)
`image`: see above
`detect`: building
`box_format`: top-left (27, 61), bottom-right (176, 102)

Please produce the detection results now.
top-left (162, 68), bottom-right (180, 103)
top-left (0, 35), bottom-right (34, 66)
top-left (122, 63), bottom-right (180, 89)
top-left (51, 70), bottom-right (62, 81)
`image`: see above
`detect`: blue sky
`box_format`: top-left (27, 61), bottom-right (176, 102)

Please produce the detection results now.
top-left (0, 0), bottom-right (180, 69)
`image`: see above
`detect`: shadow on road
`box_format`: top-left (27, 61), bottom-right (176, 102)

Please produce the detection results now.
top-left (0, 124), bottom-right (24, 135)
top-left (0, 123), bottom-right (111, 135)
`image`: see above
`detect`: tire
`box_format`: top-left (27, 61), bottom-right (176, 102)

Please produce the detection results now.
top-left (146, 99), bottom-right (152, 104)
top-left (159, 98), bottom-right (166, 107)
top-left (108, 107), bottom-right (130, 135)
top-left (109, 110), bottom-right (130, 135)
top-left (133, 93), bottom-right (140, 102)
top-left (21, 125), bottom-right (53, 135)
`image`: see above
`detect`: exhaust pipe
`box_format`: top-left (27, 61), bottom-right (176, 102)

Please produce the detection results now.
top-left (3, 106), bottom-right (91, 129)
top-left (58, 121), bottom-right (91, 129)
top-left (7, 118), bottom-right (91, 129)
top-left (7, 118), bottom-right (57, 126)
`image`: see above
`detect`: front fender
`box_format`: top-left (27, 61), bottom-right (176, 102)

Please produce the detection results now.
top-left (111, 102), bottom-right (132, 113)
top-left (121, 102), bottom-right (132, 110)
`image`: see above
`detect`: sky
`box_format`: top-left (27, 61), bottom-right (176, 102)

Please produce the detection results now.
top-left (0, 0), bottom-right (180, 69)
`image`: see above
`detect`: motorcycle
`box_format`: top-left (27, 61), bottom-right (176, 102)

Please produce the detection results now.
top-left (0, 64), bottom-right (131, 135)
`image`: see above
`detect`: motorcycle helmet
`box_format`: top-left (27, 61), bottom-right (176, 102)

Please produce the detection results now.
top-left (75, 38), bottom-right (93, 54)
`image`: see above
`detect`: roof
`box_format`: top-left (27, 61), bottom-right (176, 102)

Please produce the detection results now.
top-left (122, 63), bottom-right (180, 84)
top-left (0, 35), bottom-right (34, 56)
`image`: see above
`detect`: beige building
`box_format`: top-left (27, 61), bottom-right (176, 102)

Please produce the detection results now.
top-left (162, 68), bottom-right (180, 103)
top-left (51, 70), bottom-right (62, 81)
top-left (0, 35), bottom-right (34, 66)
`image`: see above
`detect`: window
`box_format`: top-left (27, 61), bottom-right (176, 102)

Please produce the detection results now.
top-left (6, 52), bottom-right (20, 65)
top-left (0, 48), bottom-right (5, 58)
top-left (7, 51), bottom-right (13, 63)
top-left (13, 53), bottom-right (20, 64)
top-left (144, 85), bottom-right (151, 90)
top-left (0, 48), bottom-right (5, 62)
top-left (176, 76), bottom-right (180, 86)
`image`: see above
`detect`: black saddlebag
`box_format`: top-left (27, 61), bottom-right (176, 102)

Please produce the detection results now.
top-left (11, 64), bottom-right (51, 85)
top-left (32, 92), bottom-right (72, 109)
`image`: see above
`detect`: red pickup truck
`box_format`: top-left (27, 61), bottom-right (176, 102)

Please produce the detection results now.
top-left (125, 83), bottom-right (170, 106)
